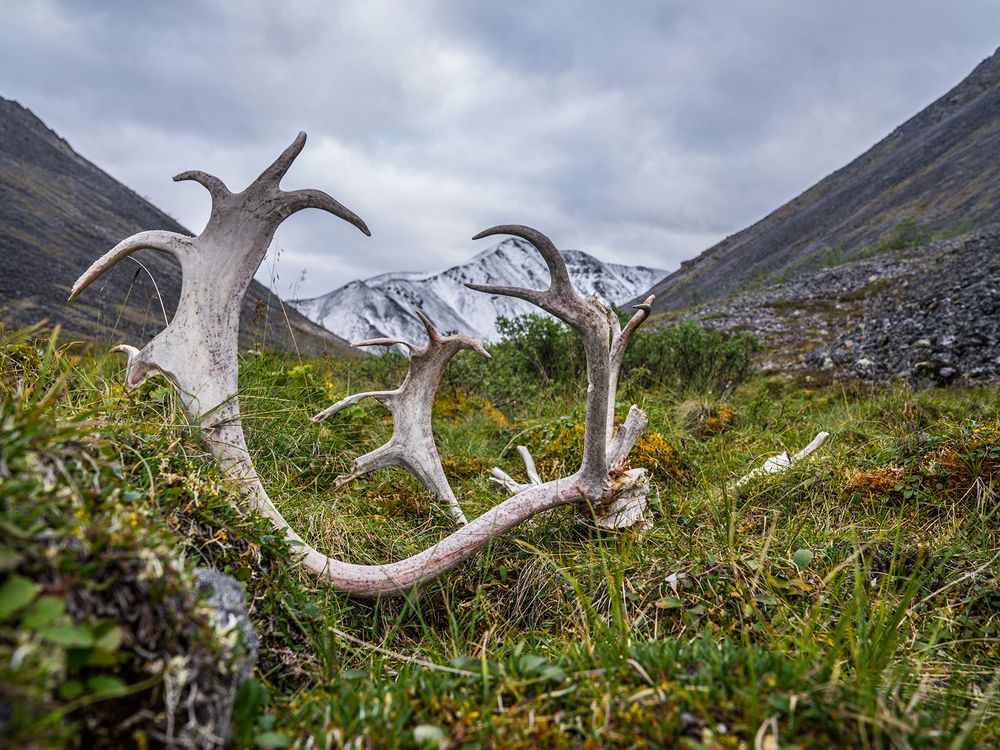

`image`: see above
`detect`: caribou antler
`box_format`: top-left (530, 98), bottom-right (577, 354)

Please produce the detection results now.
top-left (70, 132), bottom-right (369, 424)
top-left (471, 226), bottom-right (654, 528)
top-left (313, 310), bottom-right (490, 525)
top-left (71, 135), bottom-right (655, 596)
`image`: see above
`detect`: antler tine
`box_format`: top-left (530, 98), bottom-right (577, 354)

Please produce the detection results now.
top-left (468, 225), bottom-right (588, 322)
top-left (615, 295), bottom-right (655, 356)
top-left (280, 189), bottom-right (372, 236)
top-left (413, 310), bottom-right (442, 343)
top-left (464, 336), bottom-right (492, 359)
top-left (255, 131), bottom-right (307, 187)
top-left (473, 225), bottom-right (573, 290)
top-left (604, 295), bottom-right (655, 437)
top-left (464, 282), bottom-right (547, 309)
top-left (313, 389), bottom-right (396, 422)
top-left (68, 230), bottom-right (193, 301)
top-left (173, 170), bottom-right (231, 202)
top-left (353, 338), bottom-right (418, 353)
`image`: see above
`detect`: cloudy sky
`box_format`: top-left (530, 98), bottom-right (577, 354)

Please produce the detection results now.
top-left (1, 1), bottom-right (997, 299)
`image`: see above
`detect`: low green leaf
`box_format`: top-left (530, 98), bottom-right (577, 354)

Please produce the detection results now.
top-left (87, 675), bottom-right (127, 696)
top-left (58, 680), bottom-right (84, 699)
top-left (768, 693), bottom-right (791, 713)
top-left (40, 624), bottom-right (94, 648)
top-left (93, 623), bottom-right (123, 653)
top-left (0, 574), bottom-right (40, 619)
top-left (85, 649), bottom-right (118, 667)
top-left (21, 595), bottom-right (65, 629)
top-left (255, 731), bottom-right (291, 749)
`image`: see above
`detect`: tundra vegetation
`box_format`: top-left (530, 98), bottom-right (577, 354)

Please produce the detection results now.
top-left (1, 317), bottom-right (998, 748)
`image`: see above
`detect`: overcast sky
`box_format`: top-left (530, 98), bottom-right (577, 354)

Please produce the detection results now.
top-left (1, 1), bottom-right (997, 299)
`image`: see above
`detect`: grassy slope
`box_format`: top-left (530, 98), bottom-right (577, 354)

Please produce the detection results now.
top-left (2, 325), bottom-right (998, 748)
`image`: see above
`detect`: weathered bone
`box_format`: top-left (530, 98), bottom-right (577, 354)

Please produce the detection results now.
top-left (71, 137), bottom-right (654, 596)
top-left (313, 310), bottom-right (489, 525)
top-left (734, 431), bottom-right (830, 486)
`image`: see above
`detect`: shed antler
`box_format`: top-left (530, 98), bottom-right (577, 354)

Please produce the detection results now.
top-left (470, 226), bottom-right (655, 528)
top-left (71, 136), bottom-right (655, 596)
top-left (313, 310), bottom-right (490, 525)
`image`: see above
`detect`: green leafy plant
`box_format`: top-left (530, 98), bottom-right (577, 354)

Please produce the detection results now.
top-left (622, 319), bottom-right (760, 394)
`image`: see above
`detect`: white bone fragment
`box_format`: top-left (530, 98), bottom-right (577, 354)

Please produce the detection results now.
top-left (735, 431), bottom-right (830, 487)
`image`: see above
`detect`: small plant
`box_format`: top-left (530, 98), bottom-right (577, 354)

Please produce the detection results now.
top-left (873, 216), bottom-right (932, 253)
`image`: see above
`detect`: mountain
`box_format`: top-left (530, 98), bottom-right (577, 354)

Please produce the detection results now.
top-left (291, 238), bottom-right (665, 345)
top-left (642, 47), bottom-right (1000, 312)
top-left (0, 97), bottom-right (356, 357)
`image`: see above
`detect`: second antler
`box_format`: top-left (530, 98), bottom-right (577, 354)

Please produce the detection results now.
top-left (468, 226), bottom-right (656, 529)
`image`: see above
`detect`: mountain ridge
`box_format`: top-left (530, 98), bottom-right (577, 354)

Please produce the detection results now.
top-left (641, 47), bottom-right (1000, 311)
top-left (292, 238), bottom-right (665, 346)
top-left (0, 97), bottom-right (357, 357)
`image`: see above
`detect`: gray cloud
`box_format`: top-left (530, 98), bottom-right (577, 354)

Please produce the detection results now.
top-left (1, 0), bottom-right (997, 298)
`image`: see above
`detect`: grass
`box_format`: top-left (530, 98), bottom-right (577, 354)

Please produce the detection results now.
top-left (2, 323), bottom-right (999, 748)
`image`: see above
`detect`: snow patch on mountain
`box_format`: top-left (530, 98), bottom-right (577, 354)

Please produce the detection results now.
top-left (291, 238), bottom-right (666, 346)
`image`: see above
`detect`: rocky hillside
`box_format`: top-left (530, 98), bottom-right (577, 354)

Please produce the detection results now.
top-left (291, 238), bottom-right (665, 344)
top-left (676, 225), bottom-right (1000, 385)
top-left (0, 97), bottom-right (356, 356)
top-left (643, 47), bottom-right (1000, 312)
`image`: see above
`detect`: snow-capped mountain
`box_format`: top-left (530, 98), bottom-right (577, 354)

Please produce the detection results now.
top-left (290, 238), bottom-right (666, 347)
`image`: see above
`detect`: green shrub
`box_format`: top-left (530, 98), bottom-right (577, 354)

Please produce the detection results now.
top-left (444, 314), bottom-right (758, 401)
top-left (622, 320), bottom-right (760, 395)
top-left (874, 217), bottom-right (932, 253)
top-left (493, 315), bottom-right (584, 385)
top-left (441, 314), bottom-right (586, 410)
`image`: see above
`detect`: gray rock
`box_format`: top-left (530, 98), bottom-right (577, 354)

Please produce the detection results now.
top-left (193, 567), bottom-right (258, 678)
top-left (190, 567), bottom-right (259, 746)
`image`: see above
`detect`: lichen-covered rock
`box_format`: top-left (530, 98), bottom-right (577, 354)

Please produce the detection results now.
top-left (0, 350), bottom-right (261, 750)
top-left (193, 568), bottom-right (258, 677)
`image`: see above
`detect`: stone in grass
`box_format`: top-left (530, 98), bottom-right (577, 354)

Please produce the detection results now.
top-left (191, 567), bottom-right (259, 744)
top-left (193, 567), bottom-right (259, 677)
